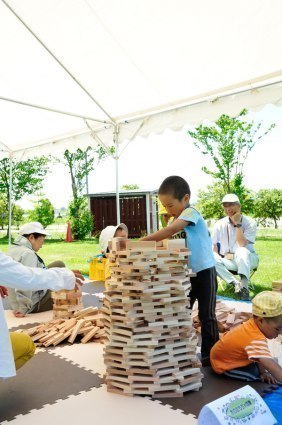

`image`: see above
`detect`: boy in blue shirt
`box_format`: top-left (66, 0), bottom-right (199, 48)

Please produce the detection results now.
top-left (142, 176), bottom-right (219, 365)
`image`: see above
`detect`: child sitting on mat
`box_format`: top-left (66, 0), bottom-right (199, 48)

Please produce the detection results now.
top-left (99, 224), bottom-right (128, 283)
top-left (210, 291), bottom-right (282, 383)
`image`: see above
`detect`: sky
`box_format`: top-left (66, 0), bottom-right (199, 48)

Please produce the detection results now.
top-left (20, 104), bottom-right (282, 211)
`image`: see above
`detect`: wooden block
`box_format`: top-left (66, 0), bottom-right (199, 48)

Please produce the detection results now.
top-left (125, 240), bottom-right (157, 251)
top-left (68, 319), bottom-right (85, 343)
top-left (73, 307), bottom-right (98, 317)
top-left (162, 239), bottom-right (186, 250)
top-left (81, 326), bottom-right (100, 343)
top-left (112, 237), bottom-right (128, 252)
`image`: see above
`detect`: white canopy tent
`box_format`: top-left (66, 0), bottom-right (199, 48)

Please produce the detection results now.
top-left (0, 0), bottom-right (282, 239)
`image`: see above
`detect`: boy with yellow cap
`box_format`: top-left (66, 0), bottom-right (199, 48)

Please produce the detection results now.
top-left (210, 291), bottom-right (282, 383)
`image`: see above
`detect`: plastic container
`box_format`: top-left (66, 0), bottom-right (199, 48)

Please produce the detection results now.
top-left (89, 257), bottom-right (107, 281)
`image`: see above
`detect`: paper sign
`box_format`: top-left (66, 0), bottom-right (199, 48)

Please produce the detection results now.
top-left (198, 385), bottom-right (277, 425)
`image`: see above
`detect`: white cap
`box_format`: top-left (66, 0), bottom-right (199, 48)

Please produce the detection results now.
top-left (99, 223), bottom-right (128, 252)
top-left (19, 222), bottom-right (50, 236)
top-left (222, 194), bottom-right (240, 204)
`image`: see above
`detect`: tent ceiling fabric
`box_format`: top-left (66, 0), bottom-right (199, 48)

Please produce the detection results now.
top-left (0, 0), bottom-right (282, 156)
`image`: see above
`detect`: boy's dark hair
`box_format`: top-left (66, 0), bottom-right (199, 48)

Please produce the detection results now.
top-left (23, 233), bottom-right (45, 239)
top-left (158, 176), bottom-right (191, 201)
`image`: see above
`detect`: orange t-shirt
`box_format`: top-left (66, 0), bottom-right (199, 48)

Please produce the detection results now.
top-left (210, 318), bottom-right (272, 374)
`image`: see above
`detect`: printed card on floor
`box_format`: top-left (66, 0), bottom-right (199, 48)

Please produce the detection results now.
top-left (198, 385), bottom-right (277, 425)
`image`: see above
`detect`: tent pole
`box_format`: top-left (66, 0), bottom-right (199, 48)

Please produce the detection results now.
top-left (8, 153), bottom-right (13, 247)
top-left (2, 0), bottom-right (114, 124)
top-left (114, 125), bottom-right (120, 224)
top-left (0, 96), bottom-right (109, 125)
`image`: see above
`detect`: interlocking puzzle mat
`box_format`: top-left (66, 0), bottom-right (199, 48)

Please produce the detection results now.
top-left (2, 281), bottom-right (281, 425)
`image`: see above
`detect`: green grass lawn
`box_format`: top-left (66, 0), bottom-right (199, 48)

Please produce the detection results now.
top-left (0, 228), bottom-right (281, 298)
top-left (0, 238), bottom-right (100, 275)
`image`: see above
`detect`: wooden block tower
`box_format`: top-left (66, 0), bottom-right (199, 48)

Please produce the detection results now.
top-left (51, 288), bottom-right (83, 319)
top-left (102, 238), bottom-right (203, 397)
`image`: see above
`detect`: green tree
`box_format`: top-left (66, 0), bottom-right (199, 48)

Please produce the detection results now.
top-left (188, 109), bottom-right (275, 195)
top-left (63, 146), bottom-right (112, 239)
top-left (0, 156), bottom-right (49, 234)
top-left (0, 194), bottom-right (8, 230)
top-left (196, 181), bottom-right (255, 220)
top-left (121, 184), bottom-right (140, 190)
top-left (68, 197), bottom-right (93, 240)
top-left (254, 189), bottom-right (282, 229)
top-left (12, 205), bottom-right (24, 228)
top-left (28, 198), bottom-right (55, 228)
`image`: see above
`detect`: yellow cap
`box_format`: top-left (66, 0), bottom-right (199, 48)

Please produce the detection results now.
top-left (252, 291), bottom-right (282, 318)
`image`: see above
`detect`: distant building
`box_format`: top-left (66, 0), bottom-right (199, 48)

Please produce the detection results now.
top-left (87, 190), bottom-right (159, 238)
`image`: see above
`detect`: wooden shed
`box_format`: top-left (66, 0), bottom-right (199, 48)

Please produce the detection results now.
top-left (87, 190), bottom-right (159, 238)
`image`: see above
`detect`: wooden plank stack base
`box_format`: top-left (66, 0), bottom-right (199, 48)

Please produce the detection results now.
top-left (193, 299), bottom-right (252, 334)
top-left (51, 288), bottom-right (83, 319)
top-left (102, 238), bottom-right (203, 398)
top-left (272, 280), bottom-right (282, 293)
top-left (19, 307), bottom-right (106, 347)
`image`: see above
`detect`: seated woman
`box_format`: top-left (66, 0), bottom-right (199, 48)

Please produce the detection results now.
top-left (7, 222), bottom-right (65, 317)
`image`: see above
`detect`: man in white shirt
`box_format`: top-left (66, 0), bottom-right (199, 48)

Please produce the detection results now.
top-left (212, 194), bottom-right (259, 301)
top-left (0, 252), bottom-right (83, 379)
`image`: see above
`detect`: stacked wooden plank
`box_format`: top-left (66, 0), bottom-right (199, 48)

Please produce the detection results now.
top-left (19, 307), bottom-right (106, 347)
top-left (272, 280), bottom-right (282, 293)
top-left (192, 299), bottom-right (252, 334)
top-left (102, 238), bottom-right (203, 398)
top-left (51, 288), bottom-right (83, 319)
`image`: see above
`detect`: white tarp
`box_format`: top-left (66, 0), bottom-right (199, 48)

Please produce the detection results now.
top-left (0, 0), bottom-right (281, 156)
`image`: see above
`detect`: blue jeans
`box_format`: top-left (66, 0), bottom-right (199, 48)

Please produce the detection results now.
top-left (224, 362), bottom-right (260, 382)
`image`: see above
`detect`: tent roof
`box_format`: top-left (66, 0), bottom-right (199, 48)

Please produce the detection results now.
top-left (0, 0), bottom-right (282, 155)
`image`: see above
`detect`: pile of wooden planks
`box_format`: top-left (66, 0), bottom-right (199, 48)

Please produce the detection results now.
top-left (51, 288), bottom-right (83, 319)
top-left (102, 238), bottom-right (203, 398)
top-left (20, 307), bottom-right (106, 347)
top-left (272, 280), bottom-right (282, 293)
top-left (193, 299), bottom-right (252, 334)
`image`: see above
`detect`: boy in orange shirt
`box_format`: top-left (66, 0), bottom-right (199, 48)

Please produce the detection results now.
top-left (210, 291), bottom-right (282, 383)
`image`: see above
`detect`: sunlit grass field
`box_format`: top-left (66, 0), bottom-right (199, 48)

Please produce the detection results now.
top-left (0, 228), bottom-right (281, 298)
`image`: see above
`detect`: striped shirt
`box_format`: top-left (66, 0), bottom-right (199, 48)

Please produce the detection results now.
top-left (210, 318), bottom-right (272, 374)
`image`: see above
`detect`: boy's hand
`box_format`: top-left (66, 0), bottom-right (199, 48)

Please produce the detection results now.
top-left (72, 270), bottom-right (84, 290)
top-left (0, 286), bottom-right (8, 298)
top-left (260, 371), bottom-right (277, 384)
top-left (13, 311), bottom-right (26, 318)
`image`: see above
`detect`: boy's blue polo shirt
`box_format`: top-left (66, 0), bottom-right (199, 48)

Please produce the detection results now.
top-left (171, 206), bottom-right (215, 273)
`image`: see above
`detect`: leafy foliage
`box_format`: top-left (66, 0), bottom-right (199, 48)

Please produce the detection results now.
top-left (188, 109), bottom-right (275, 194)
top-left (0, 156), bottom-right (49, 234)
top-left (63, 146), bottom-right (111, 198)
top-left (28, 198), bottom-right (55, 228)
top-left (196, 181), bottom-right (255, 220)
top-left (63, 146), bottom-right (112, 239)
top-left (12, 205), bottom-right (24, 228)
top-left (254, 189), bottom-right (282, 229)
top-left (69, 197), bottom-right (93, 240)
top-left (121, 184), bottom-right (140, 190)
top-left (0, 157), bottom-right (49, 203)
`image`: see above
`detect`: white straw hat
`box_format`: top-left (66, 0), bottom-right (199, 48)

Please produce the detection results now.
top-left (19, 222), bottom-right (50, 236)
top-left (99, 223), bottom-right (128, 252)
top-left (222, 194), bottom-right (240, 204)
